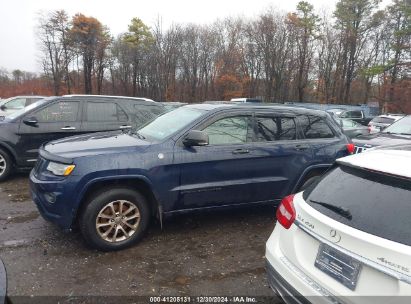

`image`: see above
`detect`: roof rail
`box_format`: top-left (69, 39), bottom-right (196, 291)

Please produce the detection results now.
top-left (62, 94), bottom-right (155, 102)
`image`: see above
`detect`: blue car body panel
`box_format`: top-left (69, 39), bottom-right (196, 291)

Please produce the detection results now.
top-left (30, 104), bottom-right (350, 230)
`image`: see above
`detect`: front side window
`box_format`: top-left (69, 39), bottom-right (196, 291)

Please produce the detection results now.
top-left (87, 102), bottom-right (127, 122)
top-left (256, 116), bottom-right (296, 141)
top-left (203, 116), bottom-right (251, 145)
top-left (299, 115), bottom-right (335, 139)
top-left (35, 101), bottom-right (79, 122)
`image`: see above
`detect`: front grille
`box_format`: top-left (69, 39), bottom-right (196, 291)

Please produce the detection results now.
top-left (353, 145), bottom-right (367, 154)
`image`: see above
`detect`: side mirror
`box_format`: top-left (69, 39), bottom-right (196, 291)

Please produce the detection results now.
top-left (0, 105), bottom-right (6, 111)
top-left (23, 117), bottom-right (38, 126)
top-left (183, 130), bottom-right (209, 147)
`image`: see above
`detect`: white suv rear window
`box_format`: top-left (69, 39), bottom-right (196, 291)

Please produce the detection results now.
top-left (303, 166), bottom-right (411, 246)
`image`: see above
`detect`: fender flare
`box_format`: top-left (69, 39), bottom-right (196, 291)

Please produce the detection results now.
top-left (75, 174), bottom-right (163, 222)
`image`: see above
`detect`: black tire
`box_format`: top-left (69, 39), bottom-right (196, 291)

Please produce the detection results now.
top-left (298, 175), bottom-right (320, 192)
top-left (0, 148), bottom-right (12, 182)
top-left (79, 187), bottom-right (150, 251)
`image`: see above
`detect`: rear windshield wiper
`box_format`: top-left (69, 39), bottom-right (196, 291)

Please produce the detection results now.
top-left (308, 199), bottom-right (352, 220)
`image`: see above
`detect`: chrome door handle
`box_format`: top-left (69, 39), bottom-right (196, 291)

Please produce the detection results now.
top-left (119, 125), bottom-right (132, 129)
top-left (232, 148), bottom-right (250, 154)
top-left (61, 126), bottom-right (76, 130)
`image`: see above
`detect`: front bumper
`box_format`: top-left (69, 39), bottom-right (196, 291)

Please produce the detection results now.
top-left (266, 260), bottom-right (311, 304)
top-left (30, 170), bottom-right (77, 230)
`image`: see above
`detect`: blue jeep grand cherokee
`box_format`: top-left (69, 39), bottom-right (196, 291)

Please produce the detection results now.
top-left (30, 103), bottom-right (352, 251)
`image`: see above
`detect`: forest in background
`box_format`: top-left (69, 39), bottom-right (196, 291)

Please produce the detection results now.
top-left (0, 0), bottom-right (410, 112)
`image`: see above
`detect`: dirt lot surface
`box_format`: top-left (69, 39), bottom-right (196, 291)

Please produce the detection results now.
top-left (0, 174), bottom-right (282, 303)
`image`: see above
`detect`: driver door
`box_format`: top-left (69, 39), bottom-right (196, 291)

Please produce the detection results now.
top-left (17, 100), bottom-right (83, 164)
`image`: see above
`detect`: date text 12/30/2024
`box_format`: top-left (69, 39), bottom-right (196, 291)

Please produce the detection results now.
top-left (150, 296), bottom-right (258, 303)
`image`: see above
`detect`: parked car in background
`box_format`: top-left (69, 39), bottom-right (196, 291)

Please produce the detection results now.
top-left (30, 103), bottom-right (352, 251)
top-left (0, 95), bottom-right (166, 181)
top-left (339, 109), bottom-right (374, 126)
top-left (0, 96), bottom-right (45, 116)
top-left (230, 97), bottom-right (262, 103)
top-left (159, 101), bottom-right (187, 112)
top-left (368, 114), bottom-right (405, 133)
top-left (353, 115), bottom-right (411, 153)
top-left (266, 144), bottom-right (411, 303)
top-left (333, 117), bottom-right (370, 138)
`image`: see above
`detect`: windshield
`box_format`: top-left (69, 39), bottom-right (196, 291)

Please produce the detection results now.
top-left (7, 98), bottom-right (49, 120)
top-left (382, 116), bottom-right (411, 135)
top-left (137, 106), bottom-right (206, 141)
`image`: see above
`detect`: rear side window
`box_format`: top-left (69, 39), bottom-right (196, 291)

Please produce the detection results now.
top-left (255, 116), bottom-right (297, 141)
top-left (298, 115), bottom-right (335, 139)
top-left (5, 98), bottom-right (26, 109)
top-left (341, 111), bottom-right (362, 118)
top-left (133, 104), bottom-right (166, 126)
top-left (35, 101), bottom-right (79, 122)
top-left (304, 166), bottom-right (411, 246)
top-left (203, 116), bottom-right (252, 145)
top-left (87, 102), bottom-right (127, 122)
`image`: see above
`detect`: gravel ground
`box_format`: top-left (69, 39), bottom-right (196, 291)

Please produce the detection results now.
top-left (0, 174), bottom-right (282, 303)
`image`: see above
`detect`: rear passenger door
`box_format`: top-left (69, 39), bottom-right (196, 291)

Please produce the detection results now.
top-left (246, 113), bottom-right (311, 201)
top-left (82, 101), bottom-right (130, 133)
top-left (297, 114), bottom-right (341, 164)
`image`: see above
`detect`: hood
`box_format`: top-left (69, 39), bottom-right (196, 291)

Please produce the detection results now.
top-left (353, 132), bottom-right (411, 147)
top-left (44, 131), bottom-right (151, 159)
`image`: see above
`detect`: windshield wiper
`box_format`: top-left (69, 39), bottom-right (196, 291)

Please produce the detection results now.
top-left (308, 199), bottom-right (352, 220)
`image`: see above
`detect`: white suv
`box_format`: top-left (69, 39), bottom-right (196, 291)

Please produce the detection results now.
top-left (266, 145), bottom-right (411, 303)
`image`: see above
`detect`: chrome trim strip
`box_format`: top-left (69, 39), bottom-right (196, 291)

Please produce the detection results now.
top-left (278, 255), bottom-right (342, 304)
top-left (294, 220), bottom-right (411, 284)
top-left (26, 159), bottom-right (37, 162)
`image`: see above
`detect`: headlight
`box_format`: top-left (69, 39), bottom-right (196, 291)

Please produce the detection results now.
top-left (46, 162), bottom-right (75, 176)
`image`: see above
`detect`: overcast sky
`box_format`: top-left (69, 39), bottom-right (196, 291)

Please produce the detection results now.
top-left (0, 0), bottom-right (391, 73)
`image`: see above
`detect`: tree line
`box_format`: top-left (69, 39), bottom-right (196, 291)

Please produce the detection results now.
top-left (1, 0), bottom-right (409, 110)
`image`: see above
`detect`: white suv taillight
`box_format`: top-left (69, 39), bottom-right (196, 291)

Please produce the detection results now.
top-left (276, 194), bottom-right (296, 229)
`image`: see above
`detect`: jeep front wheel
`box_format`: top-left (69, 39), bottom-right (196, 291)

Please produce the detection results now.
top-left (79, 188), bottom-right (150, 251)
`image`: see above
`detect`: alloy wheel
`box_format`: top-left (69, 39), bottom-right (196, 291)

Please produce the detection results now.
top-left (95, 200), bottom-right (141, 243)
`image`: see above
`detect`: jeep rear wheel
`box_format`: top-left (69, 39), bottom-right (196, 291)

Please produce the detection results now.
top-left (79, 188), bottom-right (150, 251)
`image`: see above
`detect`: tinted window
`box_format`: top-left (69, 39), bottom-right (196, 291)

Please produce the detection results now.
top-left (341, 111), bottom-right (362, 118)
top-left (35, 101), bottom-right (79, 122)
top-left (371, 117), bottom-right (395, 124)
top-left (204, 116), bottom-right (251, 145)
top-left (133, 104), bottom-right (166, 127)
top-left (256, 116), bottom-right (296, 141)
top-left (299, 115), bottom-right (335, 139)
top-left (87, 102), bottom-right (127, 122)
top-left (303, 166), bottom-right (411, 246)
